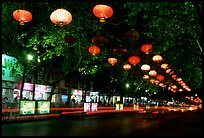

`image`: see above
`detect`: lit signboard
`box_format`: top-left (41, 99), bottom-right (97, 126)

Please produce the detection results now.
top-left (19, 100), bottom-right (35, 115)
top-left (37, 101), bottom-right (50, 114)
top-left (91, 103), bottom-right (98, 111)
top-left (2, 54), bottom-right (23, 82)
top-left (115, 104), bottom-right (123, 110)
top-left (84, 103), bottom-right (91, 112)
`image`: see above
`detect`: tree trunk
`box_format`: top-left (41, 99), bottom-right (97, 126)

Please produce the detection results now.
top-left (67, 87), bottom-right (72, 107)
top-left (32, 69), bottom-right (37, 100)
top-left (20, 64), bottom-right (27, 100)
top-left (49, 84), bottom-right (56, 108)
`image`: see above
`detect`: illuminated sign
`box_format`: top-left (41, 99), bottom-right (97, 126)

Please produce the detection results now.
top-left (2, 54), bottom-right (23, 82)
top-left (19, 100), bottom-right (35, 115)
top-left (37, 101), bottom-right (50, 114)
top-left (84, 103), bottom-right (91, 112)
top-left (16, 83), bottom-right (33, 91)
top-left (91, 103), bottom-right (98, 111)
top-left (35, 84), bottom-right (52, 92)
top-left (116, 104), bottom-right (123, 110)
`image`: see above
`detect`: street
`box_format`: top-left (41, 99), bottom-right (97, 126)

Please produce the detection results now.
top-left (2, 111), bottom-right (203, 136)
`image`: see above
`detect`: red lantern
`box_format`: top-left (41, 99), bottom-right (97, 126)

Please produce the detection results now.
top-left (172, 85), bottom-right (177, 89)
top-left (93, 4), bottom-right (113, 22)
top-left (172, 74), bottom-right (177, 80)
top-left (166, 69), bottom-right (171, 74)
top-left (113, 48), bottom-right (127, 55)
top-left (152, 54), bottom-right (163, 62)
top-left (157, 75), bottom-right (164, 81)
top-left (171, 89), bottom-right (177, 93)
top-left (88, 46), bottom-right (100, 55)
top-left (141, 44), bottom-right (152, 54)
top-left (50, 8), bottom-right (72, 26)
top-left (92, 35), bottom-right (108, 45)
top-left (124, 29), bottom-right (139, 40)
top-left (143, 75), bottom-right (149, 80)
top-left (161, 63), bottom-right (169, 70)
top-left (108, 58), bottom-right (117, 66)
top-left (149, 70), bottom-right (157, 76)
top-left (64, 35), bottom-right (76, 44)
top-left (13, 9), bottom-right (32, 25)
top-left (150, 79), bottom-right (155, 84)
top-left (178, 89), bottom-right (183, 92)
top-left (155, 80), bottom-right (159, 85)
top-left (123, 64), bottom-right (131, 70)
top-left (128, 56), bottom-right (140, 65)
top-left (141, 64), bottom-right (150, 71)
top-left (169, 71), bottom-right (174, 75)
top-left (176, 78), bottom-right (182, 82)
top-left (159, 83), bottom-right (165, 87)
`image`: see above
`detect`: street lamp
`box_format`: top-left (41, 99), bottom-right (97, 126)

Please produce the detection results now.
top-left (126, 83), bottom-right (129, 88)
top-left (27, 54), bottom-right (33, 60)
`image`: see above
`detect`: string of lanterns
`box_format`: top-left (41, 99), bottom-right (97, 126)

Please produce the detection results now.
top-left (13, 4), bottom-right (113, 25)
top-left (12, 3), bottom-right (191, 93)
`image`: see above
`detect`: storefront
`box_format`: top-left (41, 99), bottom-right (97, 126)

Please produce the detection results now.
top-left (15, 83), bottom-right (52, 100)
top-left (2, 81), bottom-right (16, 103)
top-left (2, 54), bottom-right (23, 104)
top-left (15, 82), bottom-right (34, 100)
top-left (34, 84), bottom-right (52, 100)
top-left (71, 89), bottom-right (83, 104)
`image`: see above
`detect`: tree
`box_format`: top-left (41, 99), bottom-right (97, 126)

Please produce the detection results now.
top-left (2, 2), bottom-right (202, 102)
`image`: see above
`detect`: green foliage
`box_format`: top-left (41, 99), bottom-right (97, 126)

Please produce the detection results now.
top-left (2, 2), bottom-right (202, 98)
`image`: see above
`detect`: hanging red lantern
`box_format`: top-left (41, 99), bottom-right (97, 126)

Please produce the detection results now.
top-left (172, 85), bottom-right (177, 89)
top-left (143, 75), bottom-right (149, 80)
top-left (169, 71), bottom-right (174, 75)
top-left (149, 70), bottom-right (157, 76)
top-left (64, 35), bottom-right (76, 44)
top-left (176, 78), bottom-right (182, 82)
top-left (50, 8), bottom-right (72, 26)
top-left (157, 75), bottom-right (164, 81)
top-left (92, 35), bottom-right (108, 45)
top-left (178, 89), bottom-right (183, 92)
top-left (124, 29), bottom-right (139, 40)
top-left (123, 64), bottom-right (131, 70)
top-left (113, 48), bottom-right (127, 55)
top-left (161, 63), bottom-right (169, 70)
top-left (88, 46), bottom-right (100, 55)
top-left (108, 58), bottom-right (117, 66)
top-left (150, 79), bottom-right (155, 84)
top-left (171, 89), bottom-right (177, 93)
top-left (172, 74), bottom-right (177, 80)
top-left (141, 64), bottom-right (150, 71)
top-left (141, 44), bottom-right (152, 54)
top-left (13, 9), bottom-right (32, 25)
top-left (155, 80), bottom-right (159, 85)
top-left (93, 4), bottom-right (113, 22)
top-left (152, 54), bottom-right (163, 62)
top-left (159, 83), bottom-right (165, 87)
top-left (128, 56), bottom-right (140, 65)
top-left (166, 69), bottom-right (171, 74)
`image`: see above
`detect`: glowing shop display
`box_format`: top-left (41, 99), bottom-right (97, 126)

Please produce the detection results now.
top-left (115, 104), bottom-right (123, 110)
top-left (2, 54), bottom-right (23, 82)
top-left (84, 103), bottom-right (91, 112)
top-left (20, 100), bottom-right (35, 115)
top-left (91, 103), bottom-right (98, 111)
top-left (37, 101), bottom-right (50, 114)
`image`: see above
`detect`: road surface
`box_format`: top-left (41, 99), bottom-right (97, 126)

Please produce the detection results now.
top-left (2, 111), bottom-right (203, 136)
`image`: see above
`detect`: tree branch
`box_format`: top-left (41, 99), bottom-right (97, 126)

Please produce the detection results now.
top-left (196, 39), bottom-right (202, 53)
